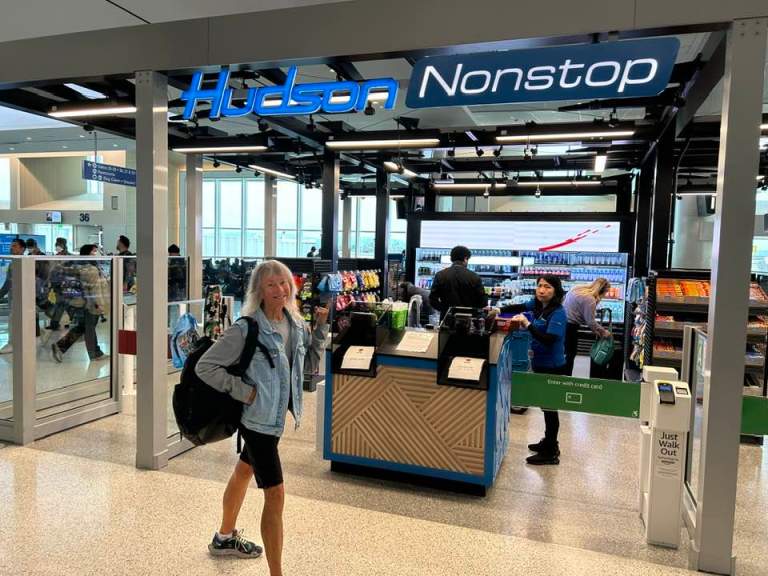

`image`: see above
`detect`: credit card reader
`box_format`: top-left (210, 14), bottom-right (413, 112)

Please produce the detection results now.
top-left (657, 382), bottom-right (676, 405)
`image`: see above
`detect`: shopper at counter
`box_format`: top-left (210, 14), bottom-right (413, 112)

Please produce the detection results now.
top-left (116, 235), bottom-right (133, 256)
top-left (563, 278), bottom-right (611, 376)
top-left (429, 245), bottom-right (487, 317)
top-left (196, 259), bottom-right (329, 575)
top-left (500, 275), bottom-right (567, 466)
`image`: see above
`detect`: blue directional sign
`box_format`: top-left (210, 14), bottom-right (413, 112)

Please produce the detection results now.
top-left (406, 38), bottom-right (680, 109)
top-left (83, 161), bottom-right (137, 187)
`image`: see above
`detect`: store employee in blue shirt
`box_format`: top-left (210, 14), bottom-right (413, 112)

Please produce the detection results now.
top-left (500, 274), bottom-right (567, 465)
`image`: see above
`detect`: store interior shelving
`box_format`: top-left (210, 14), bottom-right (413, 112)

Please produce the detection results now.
top-left (415, 247), bottom-right (628, 323)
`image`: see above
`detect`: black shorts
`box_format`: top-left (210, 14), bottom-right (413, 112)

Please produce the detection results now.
top-left (238, 427), bottom-right (283, 489)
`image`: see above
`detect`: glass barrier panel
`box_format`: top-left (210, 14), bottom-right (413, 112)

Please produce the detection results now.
top-left (685, 328), bottom-right (707, 503)
top-left (168, 257), bottom-right (189, 303)
top-left (167, 299), bottom-right (204, 439)
top-left (122, 256), bottom-right (137, 302)
top-left (35, 257), bottom-right (113, 418)
top-left (0, 257), bottom-right (12, 421)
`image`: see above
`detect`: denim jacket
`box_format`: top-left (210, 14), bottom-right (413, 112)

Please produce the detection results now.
top-left (195, 307), bottom-right (328, 437)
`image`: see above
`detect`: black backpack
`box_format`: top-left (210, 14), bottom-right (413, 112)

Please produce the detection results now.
top-left (172, 316), bottom-right (274, 446)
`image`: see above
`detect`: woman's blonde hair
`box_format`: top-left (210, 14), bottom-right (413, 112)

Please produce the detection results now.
top-left (241, 260), bottom-right (302, 321)
top-left (572, 277), bottom-right (611, 300)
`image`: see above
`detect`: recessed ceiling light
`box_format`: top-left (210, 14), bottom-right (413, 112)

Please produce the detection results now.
top-left (25, 137), bottom-right (32, 141)
top-left (79, 134), bottom-right (85, 138)
top-left (113, 144), bottom-right (118, 147)
top-left (62, 145), bottom-right (68, 149)
top-left (9, 147), bottom-right (15, 151)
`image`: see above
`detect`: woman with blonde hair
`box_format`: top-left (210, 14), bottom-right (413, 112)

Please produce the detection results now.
top-left (562, 277), bottom-right (611, 376)
top-left (196, 260), bottom-right (329, 576)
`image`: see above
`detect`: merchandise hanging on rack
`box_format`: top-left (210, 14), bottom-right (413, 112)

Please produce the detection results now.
top-left (319, 268), bottom-right (383, 312)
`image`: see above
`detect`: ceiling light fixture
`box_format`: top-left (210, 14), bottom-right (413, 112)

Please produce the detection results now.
top-left (171, 145), bottom-right (268, 153)
top-left (212, 158), bottom-right (221, 168)
top-left (496, 130), bottom-right (635, 143)
top-left (516, 181), bottom-right (601, 187)
top-left (493, 146), bottom-right (503, 158)
top-left (594, 154), bottom-right (608, 173)
top-left (235, 166), bottom-right (242, 173)
top-left (248, 163), bottom-right (296, 179)
top-left (534, 185), bottom-right (542, 198)
top-left (432, 183), bottom-right (492, 191)
top-left (49, 104), bottom-right (136, 118)
top-left (383, 161), bottom-right (417, 178)
top-left (761, 123), bottom-right (768, 130)
top-left (326, 138), bottom-right (440, 150)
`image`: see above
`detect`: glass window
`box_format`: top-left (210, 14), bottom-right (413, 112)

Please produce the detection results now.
top-left (300, 186), bottom-right (323, 230)
top-left (390, 199), bottom-right (407, 232)
top-left (300, 230), bottom-right (322, 257)
top-left (246, 179), bottom-right (265, 229)
top-left (0, 158), bottom-right (10, 209)
top-left (219, 181), bottom-right (243, 228)
top-left (217, 229), bottom-right (242, 257)
top-left (244, 229), bottom-right (265, 257)
top-left (356, 232), bottom-right (375, 258)
top-left (203, 181), bottom-right (216, 228)
top-left (389, 232), bottom-right (407, 255)
top-left (202, 228), bottom-right (215, 257)
top-left (358, 196), bottom-right (377, 231)
top-left (276, 180), bottom-right (298, 228)
top-left (276, 230), bottom-right (297, 257)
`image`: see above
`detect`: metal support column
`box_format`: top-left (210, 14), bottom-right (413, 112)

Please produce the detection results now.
top-left (320, 151), bottom-right (339, 269)
top-left (692, 18), bottom-right (767, 575)
top-left (634, 162), bottom-right (655, 276)
top-left (650, 130), bottom-right (675, 271)
top-left (185, 154), bottom-right (203, 300)
top-left (11, 258), bottom-right (35, 444)
top-left (341, 196), bottom-right (352, 258)
top-left (375, 166), bottom-right (390, 296)
top-left (264, 174), bottom-right (277, 257)
top-left (135, 70), bottom-right (169, 470)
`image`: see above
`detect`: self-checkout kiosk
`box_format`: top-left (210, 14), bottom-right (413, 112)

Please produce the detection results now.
top-left (639, 366), bottom-right (691, 548)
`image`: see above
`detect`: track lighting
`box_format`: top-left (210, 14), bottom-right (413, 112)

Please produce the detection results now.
top-left (523, 146), bottom-right (532, 161)
top-left (364, 102), bottom-right (375, 116)
top-left (483, 189), bottom-right (490, 198)
top-left (212, 158), bottom-right (221, 168)
top-left (447, 148), bottom-right (455, 158)
top-left (235, 165), bottom-right (242, 173)
top-left (493, 146), bottom-right (503, 158)
top-left (257, 119), bottom-right (269, 132)
top-left (534, 185), bottom-right (542, 198)
top-left (607, 108), bottom-right (619, 128)
top-left (475, 146), bottom-right (484, 157)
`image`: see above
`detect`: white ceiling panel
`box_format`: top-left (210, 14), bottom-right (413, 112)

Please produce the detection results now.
top-left (116, 0), bottom-right (353, 24)
top-left (0, 0), bottom-right (139, 43)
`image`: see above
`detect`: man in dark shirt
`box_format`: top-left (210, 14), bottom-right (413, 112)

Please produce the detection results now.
top-left (428, 245), bottom-right (487, 317)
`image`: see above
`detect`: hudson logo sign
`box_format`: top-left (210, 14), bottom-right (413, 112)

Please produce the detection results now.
top-left (405, 38), bottom-right (679, 108)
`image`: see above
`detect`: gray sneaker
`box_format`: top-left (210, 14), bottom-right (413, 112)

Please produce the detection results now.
top-left (208, 529), bottom-right (263, 558)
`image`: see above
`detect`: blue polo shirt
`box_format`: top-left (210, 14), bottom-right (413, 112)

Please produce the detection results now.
top-left (522, 299), bottom-right (567, 369)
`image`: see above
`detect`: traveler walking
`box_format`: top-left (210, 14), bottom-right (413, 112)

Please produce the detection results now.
top-left (195, 259), bottom-right (329, 576)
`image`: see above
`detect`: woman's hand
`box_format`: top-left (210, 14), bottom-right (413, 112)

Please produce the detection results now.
top-left (512, 313), bottom-right (530, 328)
top-left (314, 306), bottom-right (329, 325)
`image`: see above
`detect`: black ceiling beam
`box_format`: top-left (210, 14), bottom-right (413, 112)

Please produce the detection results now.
top-left (675, 32), bottom-right (727, 137)
top-left (328, 62), bottom-right (364, 82)
top-left (256, 68), bottom-right (287, 86)
top-left (557, 88), bottom-right (679, 112)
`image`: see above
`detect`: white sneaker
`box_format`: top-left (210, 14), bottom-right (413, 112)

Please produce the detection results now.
top-left (0, 343), bottom-right (12, 354)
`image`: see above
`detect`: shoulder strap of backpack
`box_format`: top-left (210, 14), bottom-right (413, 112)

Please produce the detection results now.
top-left (236, 316), bottom-right (275, 371)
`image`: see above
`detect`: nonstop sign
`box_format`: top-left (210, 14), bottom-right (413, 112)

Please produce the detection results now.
top-left (181, 66), bottom-right (398, 119)
top-left (406, 38), bottom-right (680, 108)
top-left (82, 161), bottom-right (137, 187)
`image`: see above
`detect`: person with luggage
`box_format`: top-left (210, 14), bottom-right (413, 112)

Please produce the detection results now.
top-left (51, 244), bottom-right (109, 362)
top-left (562, 278), bottom-right (612, 376)
top-left (499, 275), bottom-right (568, 465)
top-left (195, 260), bottom-right (329, 576)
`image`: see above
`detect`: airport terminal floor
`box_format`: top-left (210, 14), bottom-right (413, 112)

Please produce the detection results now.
top-left (1, 364), bottom-right (767, 576)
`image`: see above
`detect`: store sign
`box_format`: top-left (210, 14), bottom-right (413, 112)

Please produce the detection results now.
top-left (406, 38), bottom-right (679, 108)
top-left (510, 372), bottom-right (641, 418)
top-left (82, 161), bottom-right (136, 187)
top-left (180, 66), bottom-right (398, 119)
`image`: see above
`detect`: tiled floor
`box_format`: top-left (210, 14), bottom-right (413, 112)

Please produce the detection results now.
top-left (1, 357), bottom-right (766, 575)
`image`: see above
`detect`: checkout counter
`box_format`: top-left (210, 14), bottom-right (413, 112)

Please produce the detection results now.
top-left (322, 305), bottom-right (511, 495)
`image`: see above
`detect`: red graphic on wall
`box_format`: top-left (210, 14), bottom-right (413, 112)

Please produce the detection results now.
top-left (538, 224), bottom-right (613, 251)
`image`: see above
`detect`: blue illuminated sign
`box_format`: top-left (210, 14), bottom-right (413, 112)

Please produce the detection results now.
top-left (181, 66), bottom-right (398, 119)
top-left (406, 38), bottom-right (679, 109)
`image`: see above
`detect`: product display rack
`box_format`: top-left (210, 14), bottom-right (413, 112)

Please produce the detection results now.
top-left (643, 270), bottom-right (768, 391)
